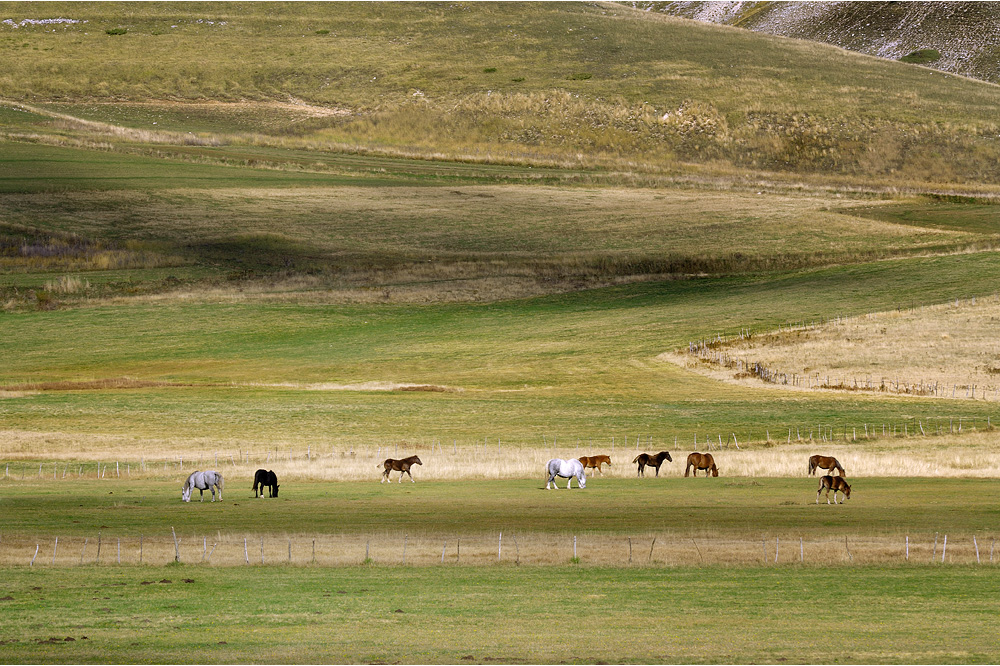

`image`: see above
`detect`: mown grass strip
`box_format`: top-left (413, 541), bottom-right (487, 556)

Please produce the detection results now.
top-left (1, 565), bottom-right (997, 663)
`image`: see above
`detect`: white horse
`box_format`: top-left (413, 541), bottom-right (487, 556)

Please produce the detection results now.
top-left (545, 458), bottom-right (587, 489)
top-left (181, 470), bottom-right (224, 502)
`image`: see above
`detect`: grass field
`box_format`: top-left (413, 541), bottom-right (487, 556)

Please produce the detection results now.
top-left (2, 565), bottom-right (997, 664)
top-left (4, 2), bottom-right (1000, 662)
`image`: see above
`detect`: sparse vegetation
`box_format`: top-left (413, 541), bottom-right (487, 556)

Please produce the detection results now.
top-left (901, 48), bottom-right (942, 64)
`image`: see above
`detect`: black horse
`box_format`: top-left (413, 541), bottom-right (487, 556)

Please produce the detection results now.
top-left (632, 451), bottom-right (673, 477)
top-left (252, 469), bottom-right (279, 498)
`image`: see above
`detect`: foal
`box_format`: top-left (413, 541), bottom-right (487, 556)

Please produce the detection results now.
top-left (380, 455), bottom-right (422, 483)
top-left (816, 475), bottom-right (851, 504)
top-left (632, 451), bottom-right (672, 477)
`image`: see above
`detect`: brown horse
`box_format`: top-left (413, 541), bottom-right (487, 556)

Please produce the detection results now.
top-left (632, 451), bottom-right (672, 477)
top-left (579, 455), bottom-right (612, 475)
top-left (816, 475), bottom-right (851, 504)
top-left (808, 455), bottom-right (845, 476)
top-left (379, 455), bottom-right (422, 483)
top-left (685, 452), bottom-right (719, 477)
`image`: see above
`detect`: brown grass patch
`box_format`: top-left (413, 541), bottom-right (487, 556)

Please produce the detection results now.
top-left (2, 378), bottom-right (196, 391)
top-left (669, 295), bottom-right (1000, 400)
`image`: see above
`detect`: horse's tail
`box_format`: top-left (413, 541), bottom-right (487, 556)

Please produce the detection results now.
top-left (632, 455), bottom-right (640, 463)
top-left (807, 458), bottom-right (815, 475)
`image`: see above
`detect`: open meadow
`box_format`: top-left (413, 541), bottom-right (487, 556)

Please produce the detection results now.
top-left (3, 2), bottom-right (1000, 663)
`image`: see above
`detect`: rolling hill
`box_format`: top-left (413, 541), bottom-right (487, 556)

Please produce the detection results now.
top-left (2, 1), bottom-right (1000, 191)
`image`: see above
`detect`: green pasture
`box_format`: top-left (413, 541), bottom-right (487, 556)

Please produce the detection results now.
top-left (2, 477), bottom-right (999, 540)
top-left (5, 252), bottom-right (1000, 441)
top-left (1, 565), bottom-right (998, 664)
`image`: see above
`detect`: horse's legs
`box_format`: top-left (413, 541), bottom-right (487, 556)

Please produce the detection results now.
top-left (406, 468), bottom-right (415, 483)
top-left (546, 473), bottom-right (556, 489)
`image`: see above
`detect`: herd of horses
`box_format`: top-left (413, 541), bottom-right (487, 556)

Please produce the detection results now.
top-left (545, 451), bottom-right (851, 502)
top-left (181, 453), bottom-right (852, 504)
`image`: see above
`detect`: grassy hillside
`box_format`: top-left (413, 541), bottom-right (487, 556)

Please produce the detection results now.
top-left (3, 2), bottom-right (1000, 186)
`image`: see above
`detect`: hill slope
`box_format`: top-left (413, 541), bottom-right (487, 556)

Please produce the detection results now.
top-left (637, 1), bottom-right (1000, 83)
top-left (2, 2), bottom-right (1000, 187)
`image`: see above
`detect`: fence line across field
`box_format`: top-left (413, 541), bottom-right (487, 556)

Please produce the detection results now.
top-left (4, 531), bottom-right (999, 568)
top-left (5, 420), bottom-right (1000, 483)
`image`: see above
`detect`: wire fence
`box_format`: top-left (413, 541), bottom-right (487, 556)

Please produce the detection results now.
top-left (2, 531), bottom-right (997, 568)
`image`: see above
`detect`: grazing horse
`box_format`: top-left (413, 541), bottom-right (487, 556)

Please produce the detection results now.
top-left (684, 452), bottom-right (719, 477)
top-left (545, 458), bottom-right (587, 489)
top-left (579, 455), bottom-right (612, 475)
top-left (251, 469), bottom-right (279, 498)
top-left (816, 475), bottom-right (851, 504)
top-left (632, 451), bottom-right (672, 477)
top-left (808, 455), bottom-right (845, 476)
top-left (380, 455), bottom-right (422, 483)
top-left (181, 470), bottom-right (224, 502)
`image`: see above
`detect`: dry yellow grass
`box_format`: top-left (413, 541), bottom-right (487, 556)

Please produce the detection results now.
top-left (3, 430), bottom-right (1000, 481)
top-left (670, 294), bottom-right (1000, 400)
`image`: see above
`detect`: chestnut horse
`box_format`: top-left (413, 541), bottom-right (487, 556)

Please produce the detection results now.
top-left (379, 455), bottom-right (422, 483)
top-left (632, 451), bottom-right (672, 477)
top-left (684, 452), bottom-right (718, 477)
top-left (808, 455), bottom-right (845, 476)
top-left (579, 455), bottom-right (612, 475)
top-left (816, 475), bottom-right (851, 504)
